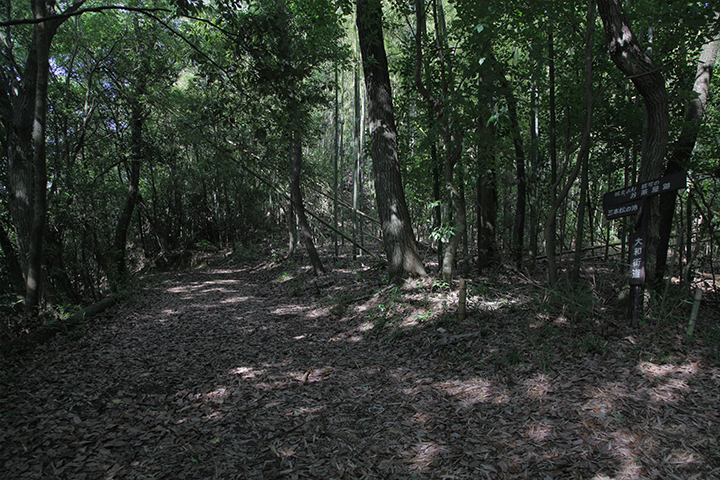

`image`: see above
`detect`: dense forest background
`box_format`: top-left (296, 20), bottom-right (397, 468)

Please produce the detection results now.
top-left (1, 0), bottom-right (719, 335)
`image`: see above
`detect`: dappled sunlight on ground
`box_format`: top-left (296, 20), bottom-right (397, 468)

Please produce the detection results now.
top-left (1, 259), bottom-right (719, 479)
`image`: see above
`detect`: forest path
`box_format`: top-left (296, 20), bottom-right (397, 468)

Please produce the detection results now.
top-left (1, 262), bottom-right (719, 479)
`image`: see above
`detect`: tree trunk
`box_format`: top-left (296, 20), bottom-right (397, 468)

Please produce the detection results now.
top-left (547, 0), bottom-right (596, 286)
top-left (111, 96), bottom-right (142, 288)
top-left (357, 0), bottom-right (426, 282)
top-left (0, 218), bottom-right (24, 295)
top-left (25, 0), bottom-right (51, 313)
top-left (2, 0), bottom-right (85, 311)
top-left (548, 26), bottom-right (558, 265)
top-left (414, 0), bottom-right (463, 283)
top-left (572, 136), bottom-right (590, 284)
top-left (507, 90), bottom-right (526, 267)
top-left (655, 33), bottom-right (719, 285)
top-left (353, 64), bottom-right (362, 259)
top-left (287, 200), bottom-right (298, 257)
top-left (477, 171), bottom-right (497, 270)
top-left (332, 64), bottom-right (340, 258)
top-left (289, 129), bottom-right (325, 275)
top-left (432, 144), bottom-right (443, 268)
top-left (597, 0), bottom-right (669, 290)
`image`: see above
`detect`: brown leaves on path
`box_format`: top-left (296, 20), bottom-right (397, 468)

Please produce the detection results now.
top-left (1, 260), bottom-right (719, 479)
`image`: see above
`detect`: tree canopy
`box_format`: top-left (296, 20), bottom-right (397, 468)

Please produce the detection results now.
top-left (1, 0), bottom-right (719, 320)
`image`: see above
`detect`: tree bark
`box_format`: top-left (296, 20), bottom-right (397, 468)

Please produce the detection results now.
top-left (547, 0), bottom-right (596, 286)
top-left (507, 90), bottom-right (526, 267)
top-left (2, 0), bottom-right (85, 310)
top-left (0, 218), bottom-right (24, 295)
top-left (414, 0), bottom-right (464, 283)
top-left (548, 26), bottom-right (558, 265)
top-left (655, 32), bottom-right (719, 285)
top-left (597, 0), bottom-right (669, 290)
top-left (477, 171), bottom-right (497, 270)
top-left (289, 128), bottom-right (325, 275)
top-left (25, 0), bottom-right (51, 313)
top-left (111, 97), bottom-right (142, 288)
top-left (357, 0), bottom-right (426, 282)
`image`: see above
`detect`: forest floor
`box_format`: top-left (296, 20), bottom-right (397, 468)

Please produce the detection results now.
top-left (1, 248), bottom-right (720, 479)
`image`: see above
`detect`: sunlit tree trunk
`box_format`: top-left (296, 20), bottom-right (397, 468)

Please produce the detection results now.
top-left (357, 0), bottom-right (426, 282)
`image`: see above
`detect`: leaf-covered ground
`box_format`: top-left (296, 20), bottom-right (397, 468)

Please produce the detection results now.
top-left (2, 254), bottom-right (719, 479)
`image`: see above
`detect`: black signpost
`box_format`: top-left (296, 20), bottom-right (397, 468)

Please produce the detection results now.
top-left (603, 171), bottom-right (687, 326)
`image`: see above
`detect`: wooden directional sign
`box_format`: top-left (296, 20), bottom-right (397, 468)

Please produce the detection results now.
top-left (628, 230), bottom-right (646, 286)
top-left (603, 170), bottom-right (687, 218)
top-left (604, 198), bottom-right (644, 220)
top-left (603, 171), bottom-right (688, 323)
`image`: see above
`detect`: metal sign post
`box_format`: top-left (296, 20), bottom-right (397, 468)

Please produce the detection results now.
top-left (603, 171), bottom-right (687, 326)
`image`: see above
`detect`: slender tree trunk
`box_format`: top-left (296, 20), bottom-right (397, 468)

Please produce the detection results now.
top-left (111, 96), bottom-right (142, 288)
top-left (287, 200), bottom-right (298, 257)
top-left (414, 0), bottom-right (464, 282)
top-left (333, 64), bottom-right (339, 258)
top-left (547, 0), bottom-right (596, 286)
top-left (477, 171), bottom-right (497, 270)
top-left (548, 26), bottom-right (558, 266)
top-left (597, 0), bottom-right (669, 290)
top-left (432, 144), bottom-right (443, 268)
top-left (357, 0), bottom-right (426, 282)
top-left (506, 90), bottom-right (526, 267)
top-left (353, 64), bottom-right (362, 259)
top-left (528, 86), bottom-right (539, 260)
top-left (655, 32), bottom-right (719, 285)
top-left (572, 133), bottom-right (590, 284)
top-left (289, 129), bottom-right (325, 275)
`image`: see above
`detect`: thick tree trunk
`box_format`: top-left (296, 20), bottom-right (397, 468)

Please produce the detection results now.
top-left (25, 0), bottom-right (51, 313)
top-left (3, 0), bottom-right (85, 310)
top-left (357, 0), bottom-right (426, 282)
top-left (289, 129), bottom-right (325, 275)
top-left (0, 219), bottom-right (24, 295)
top-left (655, 33), bottom-right (719, 285)
top-left (597, 0), bottom-right (669, 290)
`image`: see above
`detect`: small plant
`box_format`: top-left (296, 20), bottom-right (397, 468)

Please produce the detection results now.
top-left (431, 279), bottom-right (450, 292)
top-left (572, 334), bottom-right (607, 355)
top-left (506, 347), bottom-right (521, 366)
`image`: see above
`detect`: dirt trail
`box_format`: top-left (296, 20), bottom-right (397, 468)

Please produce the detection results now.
top-left (1, 263), bottom-right (719, 479)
